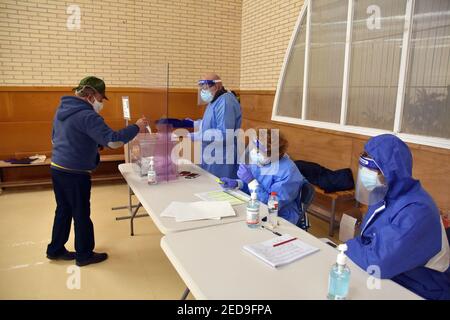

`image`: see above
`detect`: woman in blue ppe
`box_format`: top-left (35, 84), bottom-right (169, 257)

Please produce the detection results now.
top-left (219, 130), bottom-right (307, 227)
top-left (190, 73), bottom-right (242, 179)
top-left (346, 134), bottom-right (450, 300)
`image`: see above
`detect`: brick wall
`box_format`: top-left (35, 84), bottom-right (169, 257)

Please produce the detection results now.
top-left (1, 0), bottom-right (305, 90)
top-left (240, 0), bottom-right (304, 90)
top-left (0, 0), bottom-right (242, 89)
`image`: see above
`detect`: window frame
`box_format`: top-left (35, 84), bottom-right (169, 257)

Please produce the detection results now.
top-left (272, 0), bottom-right (450, 150)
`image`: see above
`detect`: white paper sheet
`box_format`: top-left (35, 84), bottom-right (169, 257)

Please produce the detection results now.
top-left (339, 213), bottom-right (358, 242)
top-left (160, 201), bottom-right (236, 222)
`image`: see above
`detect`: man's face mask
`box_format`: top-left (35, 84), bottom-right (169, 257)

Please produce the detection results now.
top-left (200, 89), bottom-right (214, 104)
top-left (90, 96), bottom-right (103, 113)
top-left (197, 79), bottom-right (221, 105)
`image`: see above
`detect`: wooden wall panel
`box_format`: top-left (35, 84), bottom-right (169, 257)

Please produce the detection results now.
top-left (411, 148), bottom-right (450, 210)
top-left (0, 121), bottom-right (53, 158)
top-left (0, 92), bottom-right (11, 121)
top-left (5, 91), bottom-right (67, 121)
top-left (0, 87), bottom-right (201, 159)
top-left (0, 87), bottom-right (448, 210)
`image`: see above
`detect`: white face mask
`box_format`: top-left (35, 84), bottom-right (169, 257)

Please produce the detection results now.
top-left (249, 148), bottom-right (270, 167)
top-left (90, 97), bottom-right (103, 113)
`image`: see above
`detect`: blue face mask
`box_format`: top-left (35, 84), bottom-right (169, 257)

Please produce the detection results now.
top-left (360, 167), bottom-right (381, 191)
top-left (200, 89), bottom-right (213, 103)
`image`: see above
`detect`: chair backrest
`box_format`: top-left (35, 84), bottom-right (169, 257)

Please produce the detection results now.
top-left (301, 182), bottom-right (315, 212)
top-left (296, 181), bottom-right (315, 230)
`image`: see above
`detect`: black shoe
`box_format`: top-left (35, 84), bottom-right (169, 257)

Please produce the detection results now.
top-left (47, 251), bottom-right (76, 261)
top-left (76, 252), bottom-right (108, 267)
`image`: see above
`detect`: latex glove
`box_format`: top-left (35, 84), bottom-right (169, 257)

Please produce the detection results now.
top-left (219, 177), bottom-right (238, 190)
top-left (237, 164), bottom-right (254, 184)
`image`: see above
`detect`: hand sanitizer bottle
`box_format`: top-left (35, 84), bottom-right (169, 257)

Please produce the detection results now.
top-left (327, 244), bottom-right (351, 300)
top-left (267, 192), bottom-right (279, 229)
top-left (246, 191), bottom-right (260, 228)
top-left (147, 156), bottom-right (157, 185)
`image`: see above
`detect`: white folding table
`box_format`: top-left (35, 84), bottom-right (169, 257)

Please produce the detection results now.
top-left (118, 163), bottom-right (255, 235)
top-left (160, 219), bottom-right (422, 300)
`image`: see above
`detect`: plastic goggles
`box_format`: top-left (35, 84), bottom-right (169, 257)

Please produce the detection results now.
top-left (359, 153), bottom-right (379, 171)
top-left (197, 79), bottom-right (222, 87)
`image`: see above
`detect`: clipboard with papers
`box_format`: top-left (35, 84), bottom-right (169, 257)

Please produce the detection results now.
top-left (243, 234), bottom-right (319, 268)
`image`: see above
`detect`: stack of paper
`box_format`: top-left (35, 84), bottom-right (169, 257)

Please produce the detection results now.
top-left (243, 234), bottom-right (319, 268)
top-left (161, 201), bottom-right (236, 222)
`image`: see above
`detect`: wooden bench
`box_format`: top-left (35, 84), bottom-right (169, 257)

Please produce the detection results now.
top-left (0, 154), bottom-right (125, 193)
top-left (307, 186), bottom-right (357, 237)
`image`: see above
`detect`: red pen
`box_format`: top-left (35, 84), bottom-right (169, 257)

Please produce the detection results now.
top-left (273, 237), bottom-right (297, 247)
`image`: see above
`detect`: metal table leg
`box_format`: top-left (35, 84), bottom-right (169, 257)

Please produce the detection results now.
top-left (329, 198), bottom-right (336, 237)
top-left (129, 202), bottom-right (142, 236)
top-left (112, 205), bottom-right (138, 210)
top-left (114, 186), bottom-right (146, 221)
top-left (180, 287), bottom-right (190, 300)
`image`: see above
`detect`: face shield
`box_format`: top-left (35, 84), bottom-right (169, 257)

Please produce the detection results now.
top-left (197, 79), bottom-right (221, 105)
top-left (355, 154), bottom-right (388, 205)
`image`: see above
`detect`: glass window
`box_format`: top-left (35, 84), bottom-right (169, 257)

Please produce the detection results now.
top-left (346, 0), bottom-right (407, 130)
top-left (306, 0), bottom-right (348, 123)
top-left (402, 0), bottom-right (450, 139)
top-left (276, 16), bottom-right (307, 118)
top-left (273, 0), bottom-right (450, 148)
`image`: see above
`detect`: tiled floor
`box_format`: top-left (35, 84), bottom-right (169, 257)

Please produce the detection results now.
top-left (0, 182), bottom-right (339, 299)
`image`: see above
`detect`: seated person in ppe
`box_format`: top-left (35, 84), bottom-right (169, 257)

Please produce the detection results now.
top-left (219, 130), bottom-right (307, 226)
top-left (346, 134), bottom-right (450, 300)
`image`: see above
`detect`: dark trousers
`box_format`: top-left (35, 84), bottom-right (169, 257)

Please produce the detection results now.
top-left (47, 168), bottom-right (94, 261)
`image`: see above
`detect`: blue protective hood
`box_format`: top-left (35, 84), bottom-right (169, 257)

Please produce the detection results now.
top-left (56, 96), bottom-right (93, 121)
top-left (364, 134), bottom-right (417, 200)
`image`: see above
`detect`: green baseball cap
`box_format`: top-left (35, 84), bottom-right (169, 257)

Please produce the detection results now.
top-left (73, 76), bottom-right (109, 100)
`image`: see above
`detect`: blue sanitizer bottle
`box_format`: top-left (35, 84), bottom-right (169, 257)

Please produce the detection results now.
top-left (327, 244), bottom-right (351, 300)
top-left (246, 191), bottom-right (260, 228)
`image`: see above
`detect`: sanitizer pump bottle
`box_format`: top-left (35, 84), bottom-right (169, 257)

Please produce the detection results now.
top-left (327, 244), bottom-right (351, 300)
top-left (147, 156), bottom-right (157, 185)
top-left (246, 190), bottom-right (260, 229)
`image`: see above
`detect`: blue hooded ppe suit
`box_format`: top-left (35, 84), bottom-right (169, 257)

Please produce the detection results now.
top-left (346, 134), bottom-right (450, 300)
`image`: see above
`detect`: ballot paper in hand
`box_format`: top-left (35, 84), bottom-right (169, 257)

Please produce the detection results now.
top-left (243, 234), bottom-right (319, 268)
top-left (339, 213), bottom-right (358, 242)
top-left (160, 201), bottom-right (236, 222)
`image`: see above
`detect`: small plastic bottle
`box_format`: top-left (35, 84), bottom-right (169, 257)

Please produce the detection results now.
top-left (147, 156), bottom-right (157, 185)
top-left (327, 244), bottom-right (351, 300)
top-left (267, 192), bottom-right (279, 229)
top-left (246, 191), bottom-right (260, 228)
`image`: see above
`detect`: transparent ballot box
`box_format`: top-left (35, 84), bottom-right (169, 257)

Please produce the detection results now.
top-left (130, 125), bottom-right (178, 182)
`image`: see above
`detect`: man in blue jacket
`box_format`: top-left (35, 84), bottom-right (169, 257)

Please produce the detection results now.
top-left (46, 76), bottom-right (148, 267)
top-left (347, 134), bottom-right (450, 300)
top-left (190, 73), bottom-right (242, 179)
